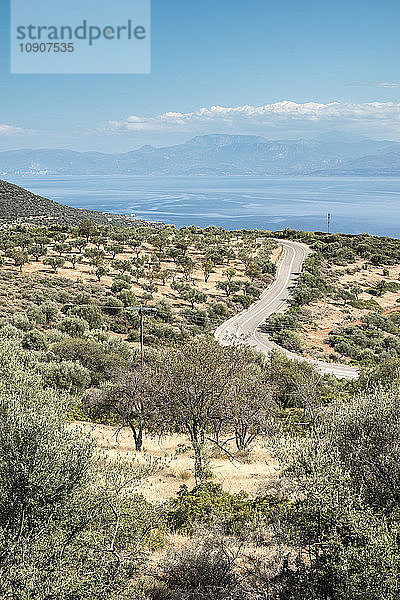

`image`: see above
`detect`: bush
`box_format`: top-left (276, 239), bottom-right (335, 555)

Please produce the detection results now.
top-left (272, 329), bottom-right (303, 353)
top-left (350, 298), bottom-right (382, 311)
top-left (117, 288), bottom-right (137, 307)
top-left (208, 301), bottom-right (231, 320)
top-left (181, 307), bottom-right (210, 329)
top-left (111, 278), bottom-right (131, 294)
top-left (165, 482), bottom-right (273, 534)
top-left (11, 313), bottom-right (34, 331)
top-left (0, 324), bottom-right (24, 340)
top-left (156, 535), bottom-right (239, 598)
top-left (58, 316), bottom-right (89, 337)
top-left (67, 305), bottom-right (104, 329)
top-left (22, 328), bottom-right (48, 351)
top-left (41, 360), bottom-right (91, 392)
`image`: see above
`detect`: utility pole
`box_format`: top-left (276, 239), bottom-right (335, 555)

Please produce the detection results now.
top-left (63, 303), bottom-right (156, 370)
top-left (139, 308), bottom-right (144, 370)
top-left (327, 213), bottom-right (331, 234)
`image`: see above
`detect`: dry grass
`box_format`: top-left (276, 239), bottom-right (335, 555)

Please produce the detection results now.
top-left (74, 421), bottom-right (280, 502)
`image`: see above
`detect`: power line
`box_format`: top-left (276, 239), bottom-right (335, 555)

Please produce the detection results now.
top-left (63, 303), bottom-right (156, 369)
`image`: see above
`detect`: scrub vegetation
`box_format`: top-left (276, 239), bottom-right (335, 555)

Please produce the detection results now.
top-left (1, 216), bottom-right (400, 598)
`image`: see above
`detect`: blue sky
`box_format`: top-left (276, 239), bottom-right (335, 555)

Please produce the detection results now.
top-left (0, 0), bottom-right (400, 151)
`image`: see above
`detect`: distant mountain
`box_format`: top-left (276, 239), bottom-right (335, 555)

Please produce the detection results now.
top-left (1, 134), bottom-right (400, 176)
top-left (0, 180), bottom-right (158, 228)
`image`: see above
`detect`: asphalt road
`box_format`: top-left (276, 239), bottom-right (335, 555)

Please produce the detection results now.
top-left (214, 240), bottom-right (359, 380)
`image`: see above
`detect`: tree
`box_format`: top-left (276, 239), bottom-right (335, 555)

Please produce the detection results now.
top-left (150, 337), bottom-right (239, 481)
top-left (155, 268), bottom-right (170, 286)
top-left (83, 367), bottom-right (154, 451)
top-left (92, 265), bottom-right (109, 282)
top-left (77, 219), bottom-right (98, 242)
top-left (108, 243), bottom-right (124, 260)
top-left (230, 359), bottom-right (275, 451)
top-left (0, 338), bottom-right (162, 598)
top-left (29, 244), bottom-right (47, 262)
top-left (10, 249), bottom-right (29, 272)
top-left (84, 248), bottom-right (106, 265)
top-left (180, 286), bottom-right (207, 309)
top-left (112, 259), bottom-right (132, 275)
top-left (245, 261), bottom-right (262, 282)
top-left (177, 256), bottom-right (196, 281)
top-left (223, 267), bottom-right (237, 283)
top-left (65, 253), bottom-right (80, 269)
top-left (216, 279), bottom-right (242, 297)
top-left (201, 258), bottom-right (214, 282)
top-left (72, 237), bottom-right (88, 252)
top-left (53, 242), bottom-right (71, 256)
top-left (43, 256), bottom-right (65, 273)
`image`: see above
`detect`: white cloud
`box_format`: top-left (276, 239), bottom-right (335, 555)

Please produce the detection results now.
top-left (0, 124), bottom-right (34, 136)
top-left (349, 82), bottom-right (400, 89)
top-left (103, 101), bottom-right (400, 136)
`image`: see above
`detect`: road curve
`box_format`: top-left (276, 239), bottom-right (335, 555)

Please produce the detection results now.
top-left (215, 240), bottom-right (359, 380)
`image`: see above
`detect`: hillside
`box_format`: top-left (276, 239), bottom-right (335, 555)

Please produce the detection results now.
top-left (0, 179), bottom-right (158, 228)
top-left (1, 133), bottom-right (400, 176)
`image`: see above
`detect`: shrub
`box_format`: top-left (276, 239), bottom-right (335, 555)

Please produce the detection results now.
top-left (11, 313), bottom-right (34, 331)
top-left (41, 360), bottom-right (91, 392)
top-left (181, 307), bottom-right (210, 329)
top-left (350, 298), bottom-right (382, 311)
top-left (272, 329), bottom-right (303, 353)
top-left (22, 328), bottom-right (48, 351)
top-left (58, 316), bottom-right (89, 337)
top-left (156, 535), bottom-right (239, 597)
top-left (111, 278), bottom-right (131, 293)
top-left (117, 288), bottom-right (137, 307)
top-left (67, 305), bottom-right (104, 329)
top-left (0, 324), bottom-right (24, 340)
top-left (165, 482), bottom-right (273, 534)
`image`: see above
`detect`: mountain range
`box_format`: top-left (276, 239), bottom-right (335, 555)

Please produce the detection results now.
top-left (1, 133), bottom-right (400, 176)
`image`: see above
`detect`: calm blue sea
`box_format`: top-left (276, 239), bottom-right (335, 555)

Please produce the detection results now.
top-left (7, 175), bottom-right (400, 237)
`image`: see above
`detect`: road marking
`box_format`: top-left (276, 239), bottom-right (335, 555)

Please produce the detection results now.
top-left (214, 239), bottom-right (358, 380)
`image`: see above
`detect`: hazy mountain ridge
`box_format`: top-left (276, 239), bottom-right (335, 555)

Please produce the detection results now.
top-left (1, 133), bottom-right (400, 176)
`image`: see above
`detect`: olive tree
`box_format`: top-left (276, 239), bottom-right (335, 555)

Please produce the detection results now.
top-left (43, 256), bottom-right (65, 273)
top-left (83, 366), bottom-right (154, 451)
top-left (149, 337), bottom-right (238, 481)
top-left (273, 386), bottom-right (400, 599)
top-left (0, 338), bottom-right (163, 597)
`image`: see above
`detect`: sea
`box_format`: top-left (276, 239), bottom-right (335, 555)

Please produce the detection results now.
top-left (7, 175), bottom-right (400, 238)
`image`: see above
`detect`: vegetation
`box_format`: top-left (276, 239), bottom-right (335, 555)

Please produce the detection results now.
top-left (0, 180), bottom-right (155, 227)
top-left (1, 216), bottom-right (400, 598)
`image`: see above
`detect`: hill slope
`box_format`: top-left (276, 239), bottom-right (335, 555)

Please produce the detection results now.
top-left (0, 180), bottom-right (156, 228)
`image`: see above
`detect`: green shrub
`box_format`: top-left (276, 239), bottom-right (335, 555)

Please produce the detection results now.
top-left (22, 329), bottom-right (48, 351)
top-left (58, 316), bottom-right (89, 337)
top-left (41, 360), bottom-right (90, 392)
top-left (349, 298), bottom-right (382, 311)
top-left (165, 482), bottom-right (274, 534)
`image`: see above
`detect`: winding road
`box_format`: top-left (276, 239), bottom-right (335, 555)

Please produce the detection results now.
top-left (215, 240), bottom-right (359, 380)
